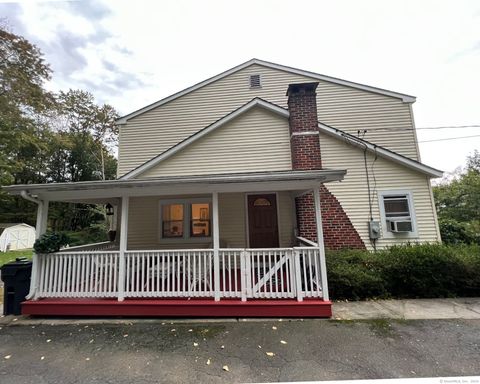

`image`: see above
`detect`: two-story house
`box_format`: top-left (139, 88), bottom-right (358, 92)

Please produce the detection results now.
top-left (5, 59), bottom-right (442, 317)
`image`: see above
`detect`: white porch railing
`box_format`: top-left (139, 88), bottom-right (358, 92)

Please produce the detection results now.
top-left (31, 247), bottom-right (324, 301)
top-left (36, 251), bottom-right (119, 298)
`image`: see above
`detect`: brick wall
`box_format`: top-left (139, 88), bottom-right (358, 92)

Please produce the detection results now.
top-left (287, 82), bottom-right (366, 250)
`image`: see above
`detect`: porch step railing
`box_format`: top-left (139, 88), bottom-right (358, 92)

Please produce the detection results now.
top-left (31, 247), bottom-right (324, 301)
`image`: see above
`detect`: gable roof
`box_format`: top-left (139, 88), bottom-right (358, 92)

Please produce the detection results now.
top-left (116, 58), bottom-right (416, 124)
top-left (120, 98), bottom-right (288, 179)
top-left (120, 98), bottom-right (442, 180)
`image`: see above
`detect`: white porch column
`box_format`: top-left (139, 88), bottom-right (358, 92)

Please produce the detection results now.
top-left (28, 200), bottom-right (49, 300)
top-left (212, 192), bottom-right (220, 301)
top-left (313, 187), bottom-right (329, 301)
top-left (118, 196), bottom-right (129, 301)
top-left (35, 200), bottom-right (49, 239)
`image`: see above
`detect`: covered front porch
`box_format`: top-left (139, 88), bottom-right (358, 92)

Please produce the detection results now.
top-left (6, 170), bottom-right (345, 317)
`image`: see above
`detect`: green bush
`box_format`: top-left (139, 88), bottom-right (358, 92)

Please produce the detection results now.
top-left (326, 243), bottom-right (480, 300)
top-left (326, 249), bottom-right (387, 300)
top-left (33, 232), bottom-right (70, 254)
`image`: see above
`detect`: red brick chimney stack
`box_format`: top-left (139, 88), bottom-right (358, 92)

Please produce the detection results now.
top-left (287, 82), bottom-right (322, 170)
top-left (287, 82), bottom-right (366, 249)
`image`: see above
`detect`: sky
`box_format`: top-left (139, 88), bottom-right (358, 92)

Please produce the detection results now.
top-left (1, 0), bottom-right (479, 175)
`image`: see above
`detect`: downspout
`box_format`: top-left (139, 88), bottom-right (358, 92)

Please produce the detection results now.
top-left (19, 190), bottom-right (43, 300)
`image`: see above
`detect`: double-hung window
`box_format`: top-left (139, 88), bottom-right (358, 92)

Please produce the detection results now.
top-left (378, 190), bottom-right (417, 237)
top-left (160, 199), bottom-right (211, 241)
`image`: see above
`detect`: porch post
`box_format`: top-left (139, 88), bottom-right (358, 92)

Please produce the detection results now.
top-left (35, 200), bottom-right (49, 239)
top-left (28, 200), bottom-right (49, 300)
top-left (118, 196), bottom-right (129, 302)
top-left (212, 192), bottom-right (221, 301)
top-left (313, 187), bottom-right (329, 301)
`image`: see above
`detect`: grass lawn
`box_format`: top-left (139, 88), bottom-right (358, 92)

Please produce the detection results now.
top-left (0, 249), bottom-right (33, 268)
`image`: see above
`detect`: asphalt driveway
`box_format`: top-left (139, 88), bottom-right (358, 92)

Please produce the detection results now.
top-left (0, 319), bottom-right (479, 383)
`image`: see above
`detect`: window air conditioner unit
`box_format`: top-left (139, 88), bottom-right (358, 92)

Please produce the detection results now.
top-left (387, 219), bottom-right (412, 233)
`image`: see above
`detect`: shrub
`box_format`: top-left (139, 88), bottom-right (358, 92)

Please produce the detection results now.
top-left (33, 232), bottom-right (70, 254)
top-left (326, 249), bottom-right (388, 300)
top-left (326, 243), bottom-right (480, 301)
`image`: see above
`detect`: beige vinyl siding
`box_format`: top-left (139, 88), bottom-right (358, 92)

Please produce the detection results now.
top-left (320, 133), bottom-right (440, 250)
top-left (277, 191), bottom-right (295, 247)
top-left (119, 64), bottom-right (418, 176)
top-left (140, 108), bottom-right (292, 178)
top-left (218, 193), bottom-right (245, 247)
top-left (127, 192), bottom-right (295, 249)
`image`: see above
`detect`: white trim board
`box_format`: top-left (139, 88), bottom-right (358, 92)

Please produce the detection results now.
top-left (116, 58), bottom-right (416, 124)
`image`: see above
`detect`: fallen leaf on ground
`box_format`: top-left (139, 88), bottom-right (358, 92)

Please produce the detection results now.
top-left (4, 355), bottom-right (11, 360)
top-left (222, 365), bottom-right (229, 372)
top-left (266, 352), bottom-right (275, 357)
top-left (280, 340), bottom-right (287, 344)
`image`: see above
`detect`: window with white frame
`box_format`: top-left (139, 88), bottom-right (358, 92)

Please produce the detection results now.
top-left (160, 199), bottom-right (211, 240)
top-left (378, 191), bottom-right (417, 237)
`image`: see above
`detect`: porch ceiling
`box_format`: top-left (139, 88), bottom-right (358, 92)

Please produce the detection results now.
top-left (4, 169), bottom-right (346, 202)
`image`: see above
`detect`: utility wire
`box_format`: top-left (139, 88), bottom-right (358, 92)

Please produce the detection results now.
top-left (419, 134), bottom-right (480, 143)
top-left (417, 125), bottom-right (480, 130)
top-left (357, 125), bottom-right (480, 132)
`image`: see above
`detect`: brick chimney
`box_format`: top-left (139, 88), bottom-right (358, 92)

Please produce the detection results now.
top-left (287, 82), bottom-right (322, 170)
top-left (287, 82), bottom-right (366, 249)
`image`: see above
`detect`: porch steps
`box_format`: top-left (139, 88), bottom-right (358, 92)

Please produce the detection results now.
top-left (22, 298), bottom-right (332, 318)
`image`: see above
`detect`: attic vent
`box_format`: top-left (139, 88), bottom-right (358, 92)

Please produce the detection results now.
top-left (250, 74), bottom-right (261, 88)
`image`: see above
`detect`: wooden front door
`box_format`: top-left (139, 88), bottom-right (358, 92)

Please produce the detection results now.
top-left (247, 194), bottom-right (279, 248)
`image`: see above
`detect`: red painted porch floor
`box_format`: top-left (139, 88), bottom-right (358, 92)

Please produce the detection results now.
top-left (22, 298), bottom-right (332, 318)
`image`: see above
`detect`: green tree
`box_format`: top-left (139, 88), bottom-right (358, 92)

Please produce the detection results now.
top-left (0, 26), bottom-right (118, 245)
top-left (434, 152), bottom-right (480, 244)
top-left (0, 25), bottom-right (55, 224)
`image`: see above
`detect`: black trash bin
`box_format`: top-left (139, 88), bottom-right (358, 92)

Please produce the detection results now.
top-left (1, 258), bottom-right (32, 315)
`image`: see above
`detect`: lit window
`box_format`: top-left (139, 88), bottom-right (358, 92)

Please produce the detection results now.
top-left (191, 203), bottom-right (210, 237)
top-left (162, 204), bottom-right (184, 238)
top-left (379, 191), bottom-right (416, 236)
top-left (160, 199), bottom-right (212, 241)
top-left (253, 197), bottom-right (271, 206)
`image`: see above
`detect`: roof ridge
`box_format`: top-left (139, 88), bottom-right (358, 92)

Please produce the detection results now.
top-left (116, 58), bottom-right (416, 124)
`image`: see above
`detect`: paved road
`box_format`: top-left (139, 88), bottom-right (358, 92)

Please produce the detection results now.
top-left (0, 319), bottom-right (479, 383)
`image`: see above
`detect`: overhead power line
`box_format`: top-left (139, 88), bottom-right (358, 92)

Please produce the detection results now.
top-left (359, 125), bottom-right (480, 132)
top-left (417, 125), bottom-right (480, 130)
top-left (419, 134), bottom-right (480, 143)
